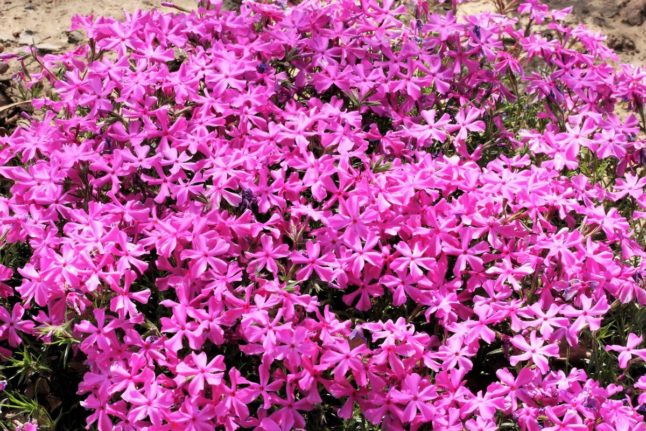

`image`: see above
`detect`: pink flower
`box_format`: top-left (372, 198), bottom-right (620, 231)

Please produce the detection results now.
top-left (492, 367), bottom-right (536, 411)
top-left (0, 304), bottom-right (34, 347)
top-left (81, 393), bottom-right (113, 431)
top-left (247, 362), bottom-right (284, 409)
top-left (460, 389), bottom-right (505, 421)
top-left (214, 368), bottom-right (254, 420)
top-left (614, 173), bottom-right (646, 200)
top-left (391, 241), bottom-right (435, 279)
top-left (269, 383), bottom-right (312, 430)
top-left (180, 235), bottom-right (230, 277)
top-left (166, 401), bottom-right (216, 431)
top-left (320, 339), bottom-right (370, 386)
top-left (246, 235), bottom-right (290, 276)
top-left (509, 332), bottom-right (559, 374)
top-left (561, 295), bottom-right (608, 341)
top-left (446, 107), bottom-right (485, 144)
top-left (443, 229), bottom-right (488, 276)
top-left (536, 228), bottom-right (582, 268)
top-left (343, 233), bottom-right (383, 277)
top-left (75, 308), bottom-right (119, 352)
top-left (0, 0), bottom-right (645, 429)
top-left (160, 303), bottom-right (204, 352)
top-left (486, 255), bottom-right (533, 291)
top-left (122, 381), bottom-right (173, 426)
top-left (543, 409), bottom-right (587, 431)
top-left (290, 240), bottom-right (336, 282)
top-left (107, 270), bottom-right (150, 321)
top-left (16, 264), bottom-right (58, 306)
top-left (275, 326), bottom-right (318, 369)
top-left (175, 352), bottom-right (225, 396)
top-left (405, 109), bottom-right (451, 145)
top-left (389, 373), bottom-right (437, 422)
top-left (518, 302), bottom-right (568, 339)
top-left (327, 196), bottom-right (378, 244)
top-left (606, 333), bottom-right (646, 369)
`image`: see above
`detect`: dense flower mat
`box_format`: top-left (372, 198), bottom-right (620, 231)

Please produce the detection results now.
top-left (0, 0), bottom-right (645, 430)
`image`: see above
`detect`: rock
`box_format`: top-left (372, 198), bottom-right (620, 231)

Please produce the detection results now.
top-left (0, 63), bottom-right (8, 75)
top-left (621, 0), bottom-right (646, 26)
top-left (65, 31), bottom-right (83, 44)
top-left (592, 16), bottom-right (608, 28)
top-left (13, 29), bottom-right (63, 53)
top-left (607, 34), bottom-right (637, 53)
top-left (34, 43), bottom-right (64, 54)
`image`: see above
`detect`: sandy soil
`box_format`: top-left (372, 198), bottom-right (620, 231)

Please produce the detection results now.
top-left (461, 0), bottom-right (646, 65)
top-left (0, 0), bottom-right (644, 65)
top-left (546, 0), bottom-right (646, 65)
top-left (0, 0), bottom-right (196, 58)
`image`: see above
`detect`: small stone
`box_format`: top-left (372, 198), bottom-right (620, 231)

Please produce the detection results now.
top-left (607, 34), bottom-right (637, 53)
top-left (592, 16), bottom-right (607, 28)
top-left (621, 0), bottom-right (646, 26)
top-left (35, 43), bottom-right (64, 54)
top-left (0, 63), bottom-right (8, 74)
top-left (65, 31), bottom-right (83, 44)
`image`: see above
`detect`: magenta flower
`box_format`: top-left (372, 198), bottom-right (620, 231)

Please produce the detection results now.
top-left (606, 333), bottom-right (646, 369)
top-left (343, 234), bottom-right (383, 277)
top-left (492, 367), bottom-right (536, 411)
top-left (246, 235), bottom-right (290, 276)
top-left (536, 228), bottom-right (583, 268)
top-left (160, 303), bottom-right (204, 352)
top-left (327, 196), bottom-right (378, 244)
top-left (175, 352), bottom-right (225, 396)
top-left (446, 107), bottom-right (485, 144)
top-left (122, 381), bottom-right (173, 426)
top-left (543, 409), bottom-right (587, 431)
top-left (269, 383), bottom-right (312, 431)
top-left (391, 241), bottom-right (435, 279)
top-left (0, 0), bottom-right (644, 430)
top-left (75, 308), bottom-right (119, 352)
top-left (486, 259), bottom-right (533, 291)
top-left (460, 389), bottom-right (505, 421)
top-left (275, 326), bottom-right (318, 369)
top-left (320, 339), bottom-right (370, 386)
top-left (247, 362), bottom-right (284, 409)
top-left (16, 264), bottom-right (58, 307)
top-left (291, 240), bottom-right (337, 282)
top-left (405, 109), bottom-right (451, 145)
top-left (518, 302), bottom-right (568, 339)
top-left (389, 373), bottom-right (437, 423)
top-left (214, 368), bottom-right (254, 420)
top-left (443, 229), bottom-right (488, 276)
top-left (81, 393), bottom-right (113, 431)
top-left (561, 295), bottom-right (608, 340)
top-left (0, 304), bottom-right (34, 347)
top-left (509, 332), bottom-right (559, 374)
top-left (107, 270), bottom-right (150, 320)
top-left (614, 173), bottom-right (646, 200)
top-left (180, 235), bottom-right (230, 277)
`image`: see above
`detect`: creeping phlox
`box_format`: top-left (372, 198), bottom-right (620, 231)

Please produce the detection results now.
top-left (0, 0), bottom-right (645, 430)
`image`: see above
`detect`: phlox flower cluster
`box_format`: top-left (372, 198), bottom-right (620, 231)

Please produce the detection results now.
top-left (0, 0), bottom-right (645, 430)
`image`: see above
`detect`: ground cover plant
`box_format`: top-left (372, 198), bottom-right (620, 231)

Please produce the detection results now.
top-left (0, 0), bottom-right (645, 429)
